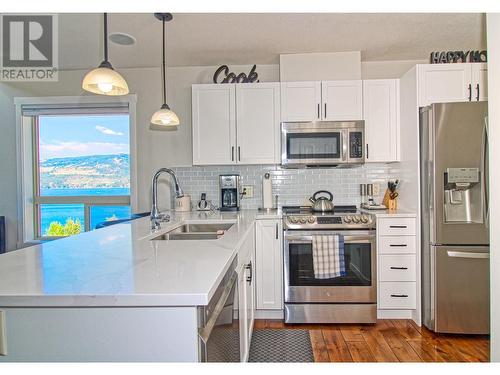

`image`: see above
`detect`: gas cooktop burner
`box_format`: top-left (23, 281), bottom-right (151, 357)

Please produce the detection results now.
top-left (282, 205), bottom-right (374, 229)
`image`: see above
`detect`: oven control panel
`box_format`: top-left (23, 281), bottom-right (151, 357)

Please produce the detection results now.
top-left (284, 214), bottom-right (373, 229)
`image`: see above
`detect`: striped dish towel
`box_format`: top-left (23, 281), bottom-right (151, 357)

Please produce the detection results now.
top-left (312, 235), bottom-right (346, 279)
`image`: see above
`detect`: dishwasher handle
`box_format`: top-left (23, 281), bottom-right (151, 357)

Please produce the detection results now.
top-left (198, 272), bottom-right (237, 344)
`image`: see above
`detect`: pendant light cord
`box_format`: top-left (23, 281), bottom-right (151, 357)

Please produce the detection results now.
top-left (103, 13), bottom-right (109, 63)
top-left (161, 18), bottom-right (167, 106)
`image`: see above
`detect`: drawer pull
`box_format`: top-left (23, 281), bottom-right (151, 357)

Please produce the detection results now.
top-left (389, 244), bottom-right (407, 247)
top-left (390, 266), bottom-right (408, 270)
top-left (390, 294), bottom-right (409, 298)
top-left (389, 225), bottom-right (407, 228)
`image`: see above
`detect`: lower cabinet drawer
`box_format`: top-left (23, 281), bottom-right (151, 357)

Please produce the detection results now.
top-left (378, 236), bottom-right (416, 254)
top-left (377, 218), bottom-right (416, 236)
top-left (379, 255), bottom-right (416, 282)
top-left (378, 282), bottom-right (417, 309)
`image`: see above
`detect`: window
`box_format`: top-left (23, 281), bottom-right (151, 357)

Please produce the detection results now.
top-left (15, 96), bottom-right (137, 243)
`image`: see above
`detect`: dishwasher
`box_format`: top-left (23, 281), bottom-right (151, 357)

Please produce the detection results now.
top-left (198, 257), bottom-right (240, 362)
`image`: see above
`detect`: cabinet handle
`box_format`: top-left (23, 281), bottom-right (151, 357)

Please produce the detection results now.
top-left (275, 223), bottom-right (279, 239)
top-left (390, 225), bottom-right (407, 228)
top-left (324, 103), bottom-right (327, 118)
top-left (390, 266), bottom-right (408, 270)
top-left (476, 83), bottom-right (480, 101)
top-left (317, 103), bottom-right (320, 119)
top-left (390, 294), bottom-right (408, 298)
top-left (390, 244), bottom-right (408, 247)
top-left (245, 261), bottom-right (252, 284)
top-left (231, 146), bottom-right (234, 161)
top-left (468, 83), bottom-right (472, 101)
top-left (238, 146), bottom-right (241, 162)
top-left (366, 144), bottom-right (369, 159)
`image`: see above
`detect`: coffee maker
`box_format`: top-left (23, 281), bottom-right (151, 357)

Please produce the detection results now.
top-left (219, 174), bottom-right (241, 211)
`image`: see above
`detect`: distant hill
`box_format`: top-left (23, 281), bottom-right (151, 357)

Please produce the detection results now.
top-left (40, 154), bottom-right (130, 189)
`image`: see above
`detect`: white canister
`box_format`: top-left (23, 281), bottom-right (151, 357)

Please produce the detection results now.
top-left (175, 195), bottom-right (191, 212)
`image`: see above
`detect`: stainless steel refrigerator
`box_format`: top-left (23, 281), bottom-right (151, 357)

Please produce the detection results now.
top-left (420, 102), bottom-right (490, 334)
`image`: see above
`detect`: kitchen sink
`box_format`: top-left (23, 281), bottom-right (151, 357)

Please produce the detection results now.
top-left (151, 222), bottom-right (234, 241)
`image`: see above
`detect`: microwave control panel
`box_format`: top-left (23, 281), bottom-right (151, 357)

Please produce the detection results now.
top-left (349, 131), bottom-right (363, 159)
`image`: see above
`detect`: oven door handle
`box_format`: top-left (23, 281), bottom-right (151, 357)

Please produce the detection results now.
top-left (284, 234), bottom-right (376, 242)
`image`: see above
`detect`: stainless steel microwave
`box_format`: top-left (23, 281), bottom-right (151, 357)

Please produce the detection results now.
top-left (281, 121), bottom-right (365, 168)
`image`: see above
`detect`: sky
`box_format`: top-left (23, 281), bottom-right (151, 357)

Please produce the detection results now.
top-left (39, 114), bottom-right (130, 160)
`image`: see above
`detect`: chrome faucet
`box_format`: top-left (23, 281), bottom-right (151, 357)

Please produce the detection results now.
top-left (151, 168), bottom-right (184, 230)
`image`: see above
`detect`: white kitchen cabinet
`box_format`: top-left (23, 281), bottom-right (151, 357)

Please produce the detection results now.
top-left (417, 63), bottom-right (487, 106)
top-left (237, 226), bottom-right (255, 362)
top-left (376, 216), bottom-right (418, 314)
top-left (192, 84), bottom-right (236, 165)
top-left (236, 83), bottom-right (280, 164)
top-left (472, 63), bottom-right (488, 101)
top-left (280, 80), bottom-right (363, 122)
top-left (192, 83), bottom-right (280, 166)
top-left (280, 81), bottom-right (321, 122)
top-left (321, 80), bottom-right (363, 121)
top-left (363, 79), bottom-right (400, 162)
top-left (255, 219), bottom-right (283, 310)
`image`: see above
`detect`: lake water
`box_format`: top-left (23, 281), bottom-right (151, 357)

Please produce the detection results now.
top-left (40, 188), bottom-right (131, 235)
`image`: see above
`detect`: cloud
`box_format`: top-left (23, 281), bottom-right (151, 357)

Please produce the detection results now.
top-left (95, 125), bottom-right (124, 136)
top-left (40, 141), bottom-right (129, 160)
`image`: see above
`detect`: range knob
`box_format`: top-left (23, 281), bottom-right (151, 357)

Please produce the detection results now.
top-left (360, 215), bottom-right (369, 224)
top-left (344, 216), bottom-right (352, 223)
top-left (352, 216), bottom-right (360, 223)
top-left (307, 216), bottom-right (316, 224)
top-left (300, 217), bottom-right (307, 224)
top-left (289, 216), bottom-right (298, 224)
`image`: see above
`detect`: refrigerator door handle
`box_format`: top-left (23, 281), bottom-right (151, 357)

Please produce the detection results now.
top-left (447, 251), bottom-right (489, 259)
top-left (481, 116), bottom-right (489, 226)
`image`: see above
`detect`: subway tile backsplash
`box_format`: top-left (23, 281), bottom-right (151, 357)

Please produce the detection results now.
top-left (172, 164), bottom-right (395, 209)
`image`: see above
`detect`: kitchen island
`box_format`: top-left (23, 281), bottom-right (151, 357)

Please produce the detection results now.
top-left (0, 209), bottom-right (277, 362)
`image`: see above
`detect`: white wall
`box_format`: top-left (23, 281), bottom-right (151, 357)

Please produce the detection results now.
top-left (487, 13), bottom-right (500, 362)
top-left (362, 60), bottom-right (427, 79)
top-left (280, 51), bottom-right (361, 81)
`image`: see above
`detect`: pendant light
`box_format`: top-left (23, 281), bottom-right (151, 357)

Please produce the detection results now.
top-left (82, 13), bottom-right (129, 96)
top-left (150, 13), bottom-right (180, 127)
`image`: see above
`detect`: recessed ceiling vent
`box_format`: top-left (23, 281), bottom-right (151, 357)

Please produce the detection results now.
top-left (109, 32), bottom-right (136, 46)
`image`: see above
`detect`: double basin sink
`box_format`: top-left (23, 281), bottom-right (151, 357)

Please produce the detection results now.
top-left (151, 222), bottom-right (234, 241)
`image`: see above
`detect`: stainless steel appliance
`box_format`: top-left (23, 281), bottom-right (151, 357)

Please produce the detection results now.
top-left (198, 257), bottom-right (240, 362)
top-left (283, 205), bottom-right (376, 323)
top-left (308, 190), bottom-right (335, 212)
top-left (281, 121), bottom-right (365, 168)
top-left (420, 102), bottom-right (490, 334)
top-left (219, 174), bottom-right (241, 211)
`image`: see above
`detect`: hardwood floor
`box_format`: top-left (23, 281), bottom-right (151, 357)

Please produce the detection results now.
top-left (254, 319), bottom-right (490, 362)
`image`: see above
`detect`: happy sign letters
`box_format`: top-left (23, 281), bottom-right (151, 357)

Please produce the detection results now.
top-left (430, 50), bottom-right (487, 64)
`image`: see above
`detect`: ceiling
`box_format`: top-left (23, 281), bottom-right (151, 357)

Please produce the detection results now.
top-left (59, 13), bottom-right (486, 70)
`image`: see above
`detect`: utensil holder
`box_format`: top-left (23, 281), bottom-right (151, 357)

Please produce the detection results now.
top-left (388, 198), bottom-right (397, 211)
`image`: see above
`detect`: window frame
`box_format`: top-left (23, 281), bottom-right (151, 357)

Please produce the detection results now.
top-left (15, 95), bottom-right (138, 246)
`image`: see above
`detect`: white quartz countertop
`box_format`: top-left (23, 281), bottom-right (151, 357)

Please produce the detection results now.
top-left (360, 208), bottom-right (417, 218)
top-left (0, 209), bottom-right (278, 308)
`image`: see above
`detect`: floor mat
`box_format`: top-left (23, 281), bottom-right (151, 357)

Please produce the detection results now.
top-left (248, 329), bottom-right (314, 362)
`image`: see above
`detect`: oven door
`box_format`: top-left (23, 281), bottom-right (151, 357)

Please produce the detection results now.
top-left (284, 230), bottom-right (376, 303)
top-left (281, 123), bottom-right (346, 166)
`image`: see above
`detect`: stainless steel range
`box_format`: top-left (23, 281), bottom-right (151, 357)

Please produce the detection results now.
top-left (283, 205), bottom-right (377, 324)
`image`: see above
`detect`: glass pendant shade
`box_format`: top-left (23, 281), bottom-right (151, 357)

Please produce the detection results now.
top-left (150, 13), bottom-right (179, 129)
top-left (82, 13), bottom-right (129, 96)
top-left (150, 104), bottom-right (180, 126)
top-left (82, 63), bottom-right (129, 96)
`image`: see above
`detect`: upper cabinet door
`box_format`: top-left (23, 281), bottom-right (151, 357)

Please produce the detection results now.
top-left (363, 79), bottom-right (400, 162)
top-left (471, 63), bottom-right (488, 102)
top-left (236, 83), bottom-right (281, 164)
top-left (417, 64), bottom-right (472, 106)
top-left (192, 84), bottom-right (236, 165)
top-left (280, 81), bottom-right (321, 122)
top-left (321, 80), bottom-right (363, 121)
